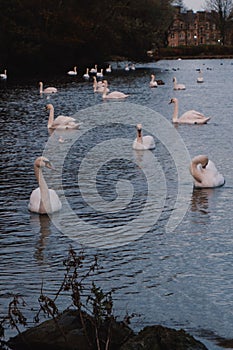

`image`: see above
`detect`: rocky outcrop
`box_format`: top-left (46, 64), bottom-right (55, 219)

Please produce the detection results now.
top-left (120, 325), bottom-right (208, 350)
top-left (8, 309), bottom-right (133, 350)
top-left (8, 309), bottom-right (208, 350)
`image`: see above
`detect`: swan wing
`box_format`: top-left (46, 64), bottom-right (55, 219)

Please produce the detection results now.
top-left (132, 136), bottom-right (155, 150)
top-left (44, 87), bottom-right (57, 93)
top-left (28, 188), bottom-right (62, 213)
top-left (53, 115), bottom-right (76, 125)
top-left (192, 161), bottom-right (224, 188)
top-left (49, 189), bottom-right (62, 212)
top-left (28, 188), bottom-right (41, 213)
top-left (55, 122), bottom-right (80, 129)
top-left (106, 91), bottom-right (129, 99)
top-left (142, 135), bottom-right (155, 149)
top-left (180, 110), bottom-right (207, 120)
top-left (202, 161), bottom-right (225, 187)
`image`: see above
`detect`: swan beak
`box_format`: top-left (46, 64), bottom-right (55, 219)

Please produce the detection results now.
top-left (44, 160), bottom-right (57, 171)
top-left (202, 162), bottom-right (208, 169)
top-left (202, 160), bottom-right (208, 169)
top-left (169, 99), bottom-right (173, 104)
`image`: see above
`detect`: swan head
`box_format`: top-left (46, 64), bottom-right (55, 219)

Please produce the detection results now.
top-left (198, 155), bottom-right (209, 168)
top-left (151, 74), bottom-right (155, 78)
top-left (34, 156), bottom-right (55, 170)
top-left (191, 155), bottom-right (209, 168)
top-left (169, 98), bottom-right (177, 104)
top-left (46, 103), bottom-right (53, 111)
top-left (136, 123), bottom-right (143, 138)
top-left (172, 77), bottom-right (177, 82)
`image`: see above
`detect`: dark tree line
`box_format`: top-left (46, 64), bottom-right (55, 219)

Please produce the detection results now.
top-left (0, 0), bottom-right (175, 75)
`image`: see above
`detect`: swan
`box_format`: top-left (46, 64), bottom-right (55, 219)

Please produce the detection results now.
top-left (46, 104), bottom-right (80, 129)
top-left (96, 68), bottom-right (104, 79)
top-left (90, 64), bottom-right (97, 74)
top-left (0, 69), bottom-right (7, 79)
top-left (125, 64), bottom-right (130, 71)
top-left (132, 124), bottom-right (155, 150)
top-left (67, 66), bottom-right (77, 75)
top-left (197, 70), bottom-right (204, 83)
top-left (83, 68), bottom-right (90, 79)
top-left (39, 82), bottom-right (57, 94)
top-left (28, 156), bottom-right (62, 214)
top-left (173, 77), bottom-right (185, 90)
top-left (106, 64), bottom-right (112, 73)
top-left (102, 80), bottom-right (129, 99)
top-left (130, 64), bottom-right (136, 70)
top-left (149, 74), bottom-right (158, 88)
top-left (93, 76), bottom-right (109, 93)
top-left (190, 155), bottom-right (225, 188)
top-left (169, 98), bottom-right (210, 124)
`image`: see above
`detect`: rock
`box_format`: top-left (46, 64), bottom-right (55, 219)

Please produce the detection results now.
top-left (7, 311), bottom-right (208, 350)
top-left (7, 309), bottom-right (133, 350)
top-left (120, 325), bottom-right (208, 350)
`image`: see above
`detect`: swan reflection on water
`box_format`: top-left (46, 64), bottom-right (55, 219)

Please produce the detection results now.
top-left (30, 214), bottom-right (52, 263)
top-left (190, 188), bottom-right (214, 214)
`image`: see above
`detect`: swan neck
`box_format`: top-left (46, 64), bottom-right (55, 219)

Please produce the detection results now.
top-left (190, 161), bottom-right (203, 185)
top-left (172, 100), bottom-right (179, 122)
top-left (39, 82), bottom-right (43, 94)
top-left (137, 130), bottom-right (143, 144)
top-left (103, 83), bottom-right (108, 97)
top-left (48, 106), bottom-right (54, 128)
top-left (34, 164), bottom-right (52, 213)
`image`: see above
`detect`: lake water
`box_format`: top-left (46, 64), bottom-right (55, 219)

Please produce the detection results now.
top-left (1, 59), bottom-right (233, 349)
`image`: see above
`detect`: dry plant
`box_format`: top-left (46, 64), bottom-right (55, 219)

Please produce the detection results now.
top-left (0, 245), bottom-right (123, 350)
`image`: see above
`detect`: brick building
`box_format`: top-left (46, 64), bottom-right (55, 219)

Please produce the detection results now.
top-left (168, 6), bottom-right (222, 47)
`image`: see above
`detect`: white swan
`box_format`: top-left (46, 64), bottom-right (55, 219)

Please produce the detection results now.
top-left (28, 156), bottom-right (62, 214)
top-left (132, 124), bottom-right (155, 150)
top-left (190, 155), bottom-right (225, 188)
top-left (67, 66), bottom-right (77, 75)
top-left (125, 64), bottom-right (130, 71)
top-left (197, 70), bottom-right (204, 83)
top-left (39, 82), bottom-right (57, 94)
top-left (90, 64), bottom-right (97, 74)
top-left (96, 68), bottom-right (104, 79)
top-left (102, 80), bottom-right (129, 99)
top-left (46, 104), bottom-right (80, 129)
top-left (130, 64), bottom-right (136, 70)
top-left (173, 77), bottom-right (185, 90)
top-left (106, 64), bottom-right (112, 73)
top-left (149, 74), bottom-right (158, 88)
top-left (93, 76), bottom-right (109, 93)
top-left (83, 68), bottom-right (90, 79)
top-left (0, 69), bottom-right (7, 79)
top-left (169, 98), bottom-right (210, 124)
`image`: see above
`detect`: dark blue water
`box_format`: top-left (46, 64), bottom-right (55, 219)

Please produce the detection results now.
top-left (1, 59), bottom-right (233, 349)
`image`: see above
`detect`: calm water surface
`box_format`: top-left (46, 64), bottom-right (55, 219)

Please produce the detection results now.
top-left (1, 59), bottom-right (233, 349)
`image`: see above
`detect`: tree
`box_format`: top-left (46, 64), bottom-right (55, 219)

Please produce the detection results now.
top-left (0, 0), bottom-right (176, 74)
top-left (205, 0), bottom-right (233, 44)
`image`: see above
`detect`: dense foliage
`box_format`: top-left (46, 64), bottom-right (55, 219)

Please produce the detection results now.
top-left (0, 0), bottom-right (174, 75)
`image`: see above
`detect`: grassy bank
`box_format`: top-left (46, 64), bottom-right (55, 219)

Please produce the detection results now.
top-left (155, 45), bottom-right (233, 60)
